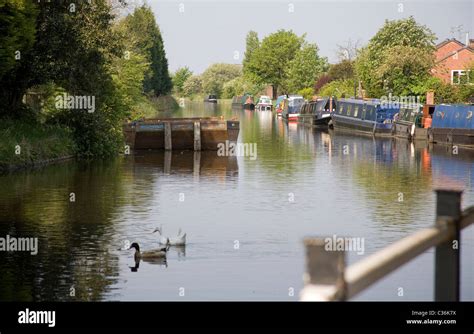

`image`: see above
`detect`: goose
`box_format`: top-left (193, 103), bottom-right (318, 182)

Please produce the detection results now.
top-left (129, 242), bottom-right (169, 262)
top-left (152, 226), bottom-right (186, 246)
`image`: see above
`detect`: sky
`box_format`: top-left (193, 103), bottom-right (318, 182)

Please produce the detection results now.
top-left (137, 0), bottom-right (474, 74)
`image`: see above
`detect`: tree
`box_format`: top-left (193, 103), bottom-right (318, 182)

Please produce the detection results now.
top-left (285, 43), bottom-right (329, 92)
top-left (328, 60), bottom-right (354, 81)
top-left (172, 67), bottom-right (193, 95)
top-left (182, 75), bottom-right (203, 97)
top-left (318, 79), bottom-right (356, 98)
top-left (336, 39), bottom-right (361, 62)
top-left (314, 74), bottom-right (333, 93)
top-left (200, 63), bottom-right (242, 97)
top-left (120, 5), bottom-right (172, 96)
top-left (243, 31), bottom-right (259, 70)
top-left (355, 16), bottom-right (436, 97)
top-left (245, 30), bottom-right (304, 96)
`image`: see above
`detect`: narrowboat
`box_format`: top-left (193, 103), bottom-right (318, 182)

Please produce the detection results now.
top-left (429, 104), bottom-right (474, 148)
top-left (256, 96), bottom-right (273, 111)
top-left (243, 94), bottom-right (255, 110)
top-left (282, 95), bottom-right (304, 121)
top-left (393, 104), bottom-right (434, 141)
top-left (331, 98), bottom-right (399, 136)
top-left (274, 95), bottom-right (287, 116)
top-left (298, 97), bottom-right (335, 128)
top-left (123, 117), bottom-right (239, 151)
top-left (204, 94), bottom-right (218, 103)
top-left (231, 94), bottom-right (255, 110)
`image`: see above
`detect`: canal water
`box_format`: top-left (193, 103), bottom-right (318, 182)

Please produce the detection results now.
top-left (0, 100), bottom-right (472, 301)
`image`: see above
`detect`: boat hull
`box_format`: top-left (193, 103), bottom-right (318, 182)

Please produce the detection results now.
top-left (430, 128), bottom-right (474, 148)
top-left (332, 115), bottom-right (392, 136)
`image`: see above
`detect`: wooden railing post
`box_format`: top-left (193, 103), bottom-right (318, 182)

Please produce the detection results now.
top-left (300, 237), bottom-right (346, 301)
top-left (164, 122), bottom-right (172, 151)
top-left (434, 189), bottom-right (462, 301)
top-left (194, 121), bottom-right (201, 151)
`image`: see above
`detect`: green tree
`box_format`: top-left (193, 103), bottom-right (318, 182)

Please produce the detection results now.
top-left (243, 31), bottom-right (259, 78)
top-left (120, 5), bottom-right (172, 96)
top-left (172, 67), bottom-right (193, 95)
top-left (328, 60), bottom-right (354, 81)
top-left (285, 43), bottom-right (328, 92)
top-left (201, 63), bottom-right (242, 97)
top-left (182, 75), bottom-right (203, 97)
top-left (318, 79), bottom-right (356, 98)
top-left (245, 30), bottom-right (304, 96)
top-left (355, 16), bottom-right (436, 97)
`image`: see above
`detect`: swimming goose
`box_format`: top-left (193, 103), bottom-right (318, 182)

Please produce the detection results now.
top-left (129, 242), bottom-right (169, 262)
top-left (152, 226), bottom-right (186, 246)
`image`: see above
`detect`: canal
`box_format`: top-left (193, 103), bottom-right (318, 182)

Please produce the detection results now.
top-left (0, 100), bottom-right (472, 301)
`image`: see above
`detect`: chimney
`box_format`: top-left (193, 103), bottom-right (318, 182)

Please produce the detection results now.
top-left (466, 32), bottom-right (469, 47)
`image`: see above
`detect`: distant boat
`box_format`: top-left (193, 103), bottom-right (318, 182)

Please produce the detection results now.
top-left (282, 95), bottom-right (304, 121)
top-left (256, 96), bottom-right (273, 111)
top-left (274, 95), bottom-right (287, 116)
top-left (204, 94), bottom-right (218, 103)
top-left (243, 94), bottom-right (255, 110)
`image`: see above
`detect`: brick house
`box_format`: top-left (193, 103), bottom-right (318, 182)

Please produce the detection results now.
top-left (432, 38), bottom-right (474, 84)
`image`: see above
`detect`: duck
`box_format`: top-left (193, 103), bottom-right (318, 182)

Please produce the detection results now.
top-left (129, 242), bottom-right (169, 262)
top-left (152, 226), bottom-right (186, 246)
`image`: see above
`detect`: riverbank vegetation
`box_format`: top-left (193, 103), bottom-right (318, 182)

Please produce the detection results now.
top-left (0, 1), bottom-right (173, 169)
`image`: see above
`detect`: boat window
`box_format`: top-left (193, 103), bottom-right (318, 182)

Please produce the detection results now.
top-left (347, 103), bottom-right (352, 116)
top-left (467, 111), bottom-right (473, 120)
top-left (354, 105), bottom-right (359, 118)
top-left (338, 104), bottom-right (344, 114)
top-left (455, 112), bottom-right (460, 119)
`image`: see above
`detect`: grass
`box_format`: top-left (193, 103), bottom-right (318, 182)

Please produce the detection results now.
top-left (0, 118), bottom-right (76, 172)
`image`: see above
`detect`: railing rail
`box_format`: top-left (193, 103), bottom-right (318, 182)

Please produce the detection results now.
top-left (300, 189), bottom-right (472, 301)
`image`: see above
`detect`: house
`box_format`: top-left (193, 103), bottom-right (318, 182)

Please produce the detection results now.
top-left (432, 37), bottom-right (474, 84)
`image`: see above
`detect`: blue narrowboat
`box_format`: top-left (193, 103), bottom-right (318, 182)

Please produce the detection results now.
top-left (429, 104), bottom-right (474, 147)
top-left (331, 98), bottom-right (400, 136)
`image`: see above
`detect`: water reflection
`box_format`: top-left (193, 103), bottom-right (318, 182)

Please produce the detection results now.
top-left (0, 100), bottom-right (472, 301)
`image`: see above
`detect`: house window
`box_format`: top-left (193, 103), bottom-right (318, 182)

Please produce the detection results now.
top-left (451, 70), bottom-right (471, 84)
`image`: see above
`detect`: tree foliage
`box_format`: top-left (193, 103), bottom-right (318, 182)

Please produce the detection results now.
top-left (355, 16), bottom-right (436, 97)
top-left (285, 43), bottom-right (329, 92)
top-left (172, 67), bottom-right (193, 95)
top-left (201, 63), bottom-right (242, 97)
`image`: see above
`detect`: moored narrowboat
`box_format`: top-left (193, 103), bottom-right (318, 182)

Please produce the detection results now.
top-left (282, 95), bottom-right (304, 121)
top-left (429, 104), bottom-right (474, 148)
top-left (274, 95), bottom-right (287, 116)
top-left (298, 97), bottom-right (335, 128)
top-left (204, 94), bottom-right (218, 103)
top-left (256, 96), bottom-right (272, 111)
top-left (331, 98), bottom-right (399, 136)
top-left (243, 94), bottom-right (255, 110)
top-left (393, 104), bottom-right (434, 141)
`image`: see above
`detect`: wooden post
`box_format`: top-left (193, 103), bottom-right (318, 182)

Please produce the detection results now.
top-left (300, 237), bottom-right (346, 301)
top-left (434, 189), bottom-right (462, 301)
top-left (194, 121), bottom-right (201, 151)
top-left (193, 151), bottom-right (201, 178)
top-left (164, 150), bottom-right (172, 175)
top-left (164, 122), bottom-right (172, 151)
